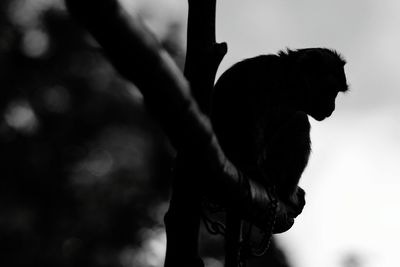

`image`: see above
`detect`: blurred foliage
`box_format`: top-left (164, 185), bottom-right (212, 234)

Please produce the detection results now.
top-left (0, 1), bottom-right (292, 266)
top-left (0, 1), bottom-right (175, 266)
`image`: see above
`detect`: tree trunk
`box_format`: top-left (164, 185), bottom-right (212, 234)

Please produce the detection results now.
top-left (165, 0), bottom-right (227, 266)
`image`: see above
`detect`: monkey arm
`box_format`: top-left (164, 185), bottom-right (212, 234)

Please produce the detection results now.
top-left (259, 110), bottom-right (310, 196)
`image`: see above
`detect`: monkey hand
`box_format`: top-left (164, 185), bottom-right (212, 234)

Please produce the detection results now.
top-left (273, 186), bottom-right (306, 233)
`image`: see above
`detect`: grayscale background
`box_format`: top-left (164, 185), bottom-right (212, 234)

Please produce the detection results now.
top-left (3, 0), bottom-right (399, 267)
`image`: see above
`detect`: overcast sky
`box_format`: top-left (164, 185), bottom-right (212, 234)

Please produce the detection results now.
top-left (121, 1), bottom-right (400, 267)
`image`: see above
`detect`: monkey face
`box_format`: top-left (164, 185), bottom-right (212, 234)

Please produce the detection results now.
top-left (296, 48), bottom-right (348, 121)
top-left (307, 89), bottom-right (338, 121)
top-left (304, 66), bottom-right (347, 121)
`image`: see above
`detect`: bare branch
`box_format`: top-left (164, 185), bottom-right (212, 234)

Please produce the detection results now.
top-left (167, 0), bottom-right (227, 265)
top-left (185, 0), bottom-right (227, 114)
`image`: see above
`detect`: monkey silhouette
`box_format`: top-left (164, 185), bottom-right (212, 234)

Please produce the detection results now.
top-left (211, 48), bottom-right (348, 205)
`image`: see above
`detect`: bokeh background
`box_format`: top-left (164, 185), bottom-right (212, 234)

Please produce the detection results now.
top-left (1, 0), bottom-right (399, 267)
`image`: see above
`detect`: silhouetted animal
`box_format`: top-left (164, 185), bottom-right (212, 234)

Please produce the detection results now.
top-left (211, 48), bottom-right (348, 201)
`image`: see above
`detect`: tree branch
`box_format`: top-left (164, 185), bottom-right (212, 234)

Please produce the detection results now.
top-left (65, 0), bottom-right (299, 263)
top-left (164, 0), bottom-right (227, 266)
top-left (184, 0), bottom-right (227, 114)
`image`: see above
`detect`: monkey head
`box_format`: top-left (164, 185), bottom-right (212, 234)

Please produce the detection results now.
top-left (291, 48), bottom-right (348, 121)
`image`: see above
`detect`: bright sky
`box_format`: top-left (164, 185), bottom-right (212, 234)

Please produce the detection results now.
top-left (122, 1), bottom-right (400, 266)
